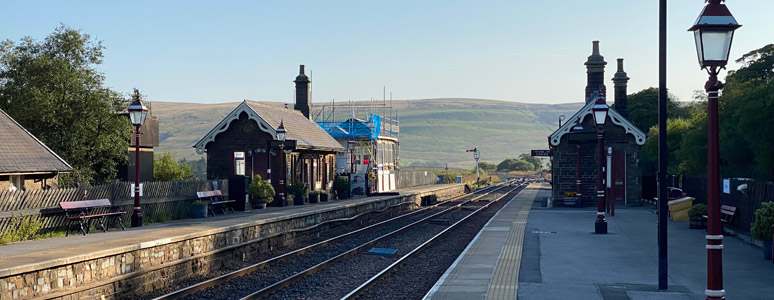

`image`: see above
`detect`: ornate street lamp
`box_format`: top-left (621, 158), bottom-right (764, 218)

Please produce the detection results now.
top-left (277, 120), bottom-right (288, 206)
top-left (592, 96), bottom-right (609, 234)
top-left (128, 89), bottom-right (148, 228)
top-left (689, 1), bottom-right (740, 299)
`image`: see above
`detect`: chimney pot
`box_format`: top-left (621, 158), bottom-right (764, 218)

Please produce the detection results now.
top-left (592, 41), bottom-right (600, 55)
top-left (299, 65), bottom-right (305, 75)
top-left (617, 58), bottom-right (624, 72)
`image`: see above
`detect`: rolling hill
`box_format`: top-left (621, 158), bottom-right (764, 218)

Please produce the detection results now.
top-left (149, 99), bottom-right (582, 168)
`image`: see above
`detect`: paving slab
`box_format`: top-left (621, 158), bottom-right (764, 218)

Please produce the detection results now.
top-left (425, 183), bottom-right (545, 300)
top-left (519, 189), bottom-right (774, 300)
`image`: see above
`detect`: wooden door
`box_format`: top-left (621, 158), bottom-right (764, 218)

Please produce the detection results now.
top-left (610, 148), bottom-right (626, 203)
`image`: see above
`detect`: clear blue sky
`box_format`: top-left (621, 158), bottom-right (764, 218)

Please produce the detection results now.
top-left (1, 1), bottom-right (772, 104)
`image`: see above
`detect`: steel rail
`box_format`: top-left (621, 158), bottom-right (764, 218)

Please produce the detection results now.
top-left (340, 183), bottom-right (526, 300)
top-left (237, 184), bottom-right (512, 300)
top-left (153, 184), bottom-right (504, 300)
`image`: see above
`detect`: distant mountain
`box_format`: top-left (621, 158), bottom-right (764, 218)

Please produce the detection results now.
top-left (149, 99), bottom-right (582, 168)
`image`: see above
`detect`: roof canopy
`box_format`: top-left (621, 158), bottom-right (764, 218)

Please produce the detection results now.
top-left (194, 101), bottom-right (344, 154)
top-left (0, 109), bottom-right (72, 175)
top-left (549, 93), bottom-right (646, 147)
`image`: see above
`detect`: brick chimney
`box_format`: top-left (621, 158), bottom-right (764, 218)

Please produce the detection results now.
top-left (585, 41), bottom-right (607, 102)
top-left (294, 65), bottom-right (311, 119)
top-left (612, 58), bottom-right (630, 118)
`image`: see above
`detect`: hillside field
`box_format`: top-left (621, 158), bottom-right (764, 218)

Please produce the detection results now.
top-left (149, 98), bottom-right (581, 168)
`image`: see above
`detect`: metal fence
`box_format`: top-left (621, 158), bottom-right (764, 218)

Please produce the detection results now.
top-left (680, 176), bottom-right (774, 233)
top-left (396, 169), bottom-right (439, 189)
top-left (0, 179), bottom-right (229, 234)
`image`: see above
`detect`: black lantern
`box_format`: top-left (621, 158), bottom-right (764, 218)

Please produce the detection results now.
top-left (127, 94), bottom-right (148, 126)
top-left (592, 97), bottom-right (609, 126)
top-left (688, 0), bottom-right (741, 69)
top-left (276, 120), bottom-right (287, 142)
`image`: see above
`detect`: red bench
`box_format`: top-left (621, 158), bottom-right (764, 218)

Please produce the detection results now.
top-left (196, 190), bottom-right (234, 216)
top-left (60, 199), bottom-right (125, 236)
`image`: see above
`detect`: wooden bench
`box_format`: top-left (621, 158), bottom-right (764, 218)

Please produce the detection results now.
top-left (196, 190), bottom-right (234, 216)
top-left (60, 199), bottom-right (125, 236)
top-left (703, 205), bottom-right (736, 224)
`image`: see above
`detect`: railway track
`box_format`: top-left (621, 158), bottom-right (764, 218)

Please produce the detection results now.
top-left (152, 183), bottom-right (512, 300)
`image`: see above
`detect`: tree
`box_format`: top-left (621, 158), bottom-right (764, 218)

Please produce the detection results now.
top-left (0, 26), bottom-right (131, 185)
top-left (718, 44), bottom-right (774, 180)
top-left (154, 151), bottom-right (194, 181)
top-left (624, 88), bottom-right (684, 132)
top-left (518, 153), bottom-right (542, 171)
top-left (478, 162), bottom-right (497, 172)
top-left (497, 158), bottom-right (533, 172)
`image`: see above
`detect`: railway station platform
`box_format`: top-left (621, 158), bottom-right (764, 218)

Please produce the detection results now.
top-left (425, 182), bottom-right (774, 300)
top-left (0, 183), bottom-right (464, 300)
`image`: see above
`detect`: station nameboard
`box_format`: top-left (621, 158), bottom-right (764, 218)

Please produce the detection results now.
top-left (531, 150), bottom-right (552, 156)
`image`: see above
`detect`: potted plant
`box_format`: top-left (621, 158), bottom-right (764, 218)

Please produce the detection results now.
top-left (309, 191), bottom-right (320, 203)
top-left (288, 180), bottom-right (308, 206)
top-left (190, 200), bottom-right (208, 218)
top-left (248, 175), bottom-right (275, 209)
top-left (751, 201), bottom-right (774, 260)
top-left (334, 177), bottom-right (350, 200)
top-left (688, 203), bottom-right (707, 229)
top-left (320, 190), bottom-right (329, 202)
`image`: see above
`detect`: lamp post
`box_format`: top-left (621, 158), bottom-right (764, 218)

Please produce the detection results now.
top-left (128, 90), bottom-right (148, 228)
top-left (592, 96), bottom-right (609, 234)
top-left (689, 1), bottom-right (741, 299)
top-left (277, 120), bottom-right (287, 206)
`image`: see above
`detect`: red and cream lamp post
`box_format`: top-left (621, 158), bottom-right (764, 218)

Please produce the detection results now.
top-left (688, 1), bottom-right (741, 299)
top-left (128, 91), bottom-right (148, 228)
top-left (592, 96), bottom-right (609, 234)
top-left (276, 120), bottom-right (288, 206)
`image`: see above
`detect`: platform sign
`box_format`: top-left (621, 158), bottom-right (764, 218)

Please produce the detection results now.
top-left (531, 150), bottom-right (552, 156)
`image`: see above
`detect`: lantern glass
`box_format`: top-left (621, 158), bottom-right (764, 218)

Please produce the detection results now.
top-left (695, 29), bottom-right (734, 66)
top-left (276, 131), bottom-right (286, 142)
top-left (128, 106), bottom-right (147, 126)
top-left (593, 110), bottom-right (607, 126)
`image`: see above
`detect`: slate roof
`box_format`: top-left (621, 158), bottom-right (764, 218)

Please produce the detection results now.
top-left (194, 101), bottom-right (344, 154)
top-left (0, 108), bottom-right (72, 175)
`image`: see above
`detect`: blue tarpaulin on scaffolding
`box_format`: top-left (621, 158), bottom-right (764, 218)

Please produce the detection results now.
top-left (316, 114), bottom-right (381, 140)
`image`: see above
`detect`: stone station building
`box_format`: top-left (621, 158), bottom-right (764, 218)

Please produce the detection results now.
top-left (194, 66), bottom-right (344, 206)
top-left (548, 41), bottom-right (646, 207)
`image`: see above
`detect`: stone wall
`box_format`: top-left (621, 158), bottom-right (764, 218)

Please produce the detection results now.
top-left (0, 184), bottom-right (464, 300)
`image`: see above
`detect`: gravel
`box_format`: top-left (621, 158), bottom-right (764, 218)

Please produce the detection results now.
top-left (162, 189), bottom-right (495, 300)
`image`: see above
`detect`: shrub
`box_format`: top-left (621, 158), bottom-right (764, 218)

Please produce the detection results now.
top-left (751, 202), bottom-right (774, 241)
top-left (688, 204), bottom-right (707, 218)
top-left (248, 175), bottom-right (275, 203)
top-left (333, 177), bottom-right (350, 194)
top-left (288, 180), bottom-right (308, 197)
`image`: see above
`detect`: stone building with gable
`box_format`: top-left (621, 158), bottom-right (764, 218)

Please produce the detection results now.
top-left (194, 65), bottom-right (344, 206)
top-left (549, 41), bottom-right (646, 206)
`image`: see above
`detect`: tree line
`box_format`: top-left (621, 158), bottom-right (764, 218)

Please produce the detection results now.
top-left (635, 44), bottom-right (774, 181)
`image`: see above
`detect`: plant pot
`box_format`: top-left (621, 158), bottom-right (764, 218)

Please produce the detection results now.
top-left (764, 240), bottom-right (772, 260)
top-left (190, 205), bottom-right (208, 218)
top-left (309, 194), bottom-right (319, 203)
top-left (689, 216), bottom-right (707, 229)
top-left (338, 191), bottom-right (349, 200)
top-left (320, 194), bottom-right (329, 202)
top-left (253, 202), bottom-right (267, 209)
top-left (294, 195), bottom-right (305, 206)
